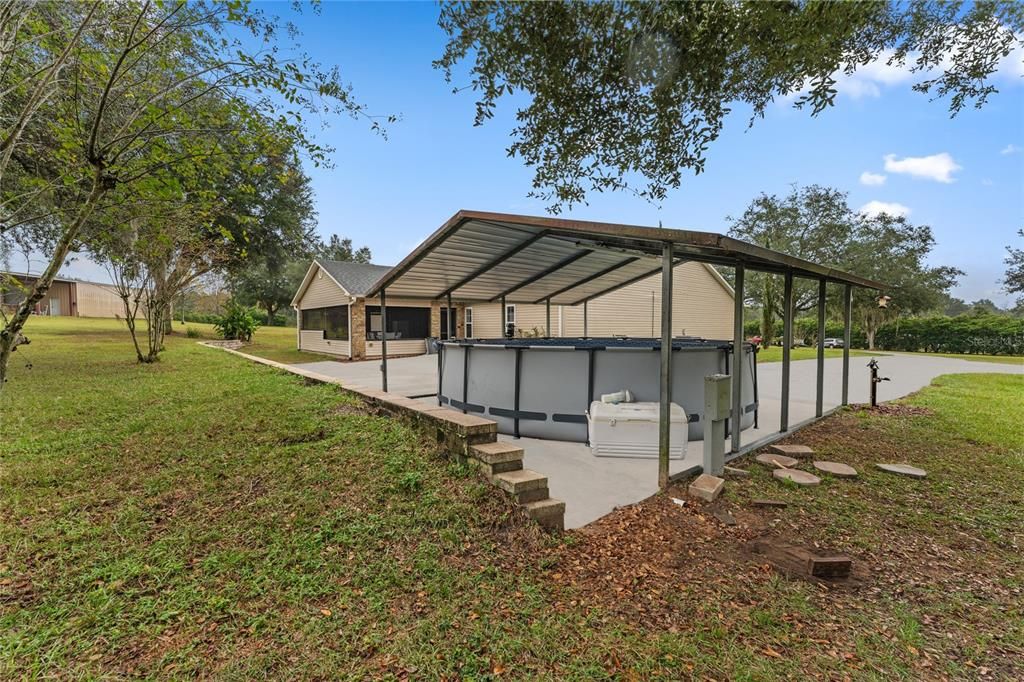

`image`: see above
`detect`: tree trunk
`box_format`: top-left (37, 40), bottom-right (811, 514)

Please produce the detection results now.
top-left (0, 175), bottom-right (105, 390)
top-left (760, 276), bottom-right (775, 346)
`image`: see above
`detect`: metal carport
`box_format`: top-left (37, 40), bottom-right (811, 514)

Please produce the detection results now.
top-left (367, 210), bottom-right (884, 488)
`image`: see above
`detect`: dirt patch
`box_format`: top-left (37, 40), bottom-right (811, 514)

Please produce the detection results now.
top-left (850, 403), bottom-right (934, 417)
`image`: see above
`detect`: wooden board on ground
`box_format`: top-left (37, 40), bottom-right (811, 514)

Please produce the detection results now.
top-left (753, 539), bottom-right (852, 579)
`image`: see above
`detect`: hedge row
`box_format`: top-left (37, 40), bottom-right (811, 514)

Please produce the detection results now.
top-left (179, 308), bottom-right (288, 327)
top-left (874, 314), bottom-right (1024, 355)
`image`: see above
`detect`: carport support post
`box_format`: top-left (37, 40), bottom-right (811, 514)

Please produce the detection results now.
top-left (501, 295), bottom-right (507, 337)
top-left (446, 293), bottom-right (453, 340)
top-left (583, 300), bottom-right (589, 338)
top-left (731, 264), bottom-right (745, 453)
top-left (815, 279), bottom-right (826, 417)
top-left (658, 241), bottom-right (674, 489)
top-left (842, 284), bottom-right (852, 405)
top-left (780, 271), bottom-right (793, 432)
top-left (545, 299), bottom-right (551, 338)
top-left (380, 288), bottom-right (389, 392)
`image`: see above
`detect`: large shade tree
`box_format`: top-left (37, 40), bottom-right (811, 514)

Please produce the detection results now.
top-left (1004, 229), bottom-right (1024, 305)
top-left (726, 185), bottom-right (854, 345)
top-left (437, 1), bottom-right (1024, 212)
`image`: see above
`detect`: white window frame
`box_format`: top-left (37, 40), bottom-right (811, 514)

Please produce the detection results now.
top-left (464, 306), bottom-right (473, 338)
top-left (505, 304), bottom-right (516, 324)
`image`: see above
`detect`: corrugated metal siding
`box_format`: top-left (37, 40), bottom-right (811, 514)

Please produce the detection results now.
top-left (299, 330), bottom-right (350, 357)
top-left (74, 281), bottom-right (123, 318)
top-left (298, 266), bottom-right (349, 309)
top-left (45, 281), bottom-right (73, 316)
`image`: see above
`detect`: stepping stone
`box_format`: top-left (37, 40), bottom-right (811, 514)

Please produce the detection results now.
top-left (688, 474), bottom-right (725, 502)
top-left (813, 461), bottom-right (858, 479)
top-left (876, 463), bottom-right (927, 479)
top-left (768, 444), bottom-right (814, 459)
top-left (751, 499), bottom-right (788, 508)
top-left (755, 453), bottom-right (799, 468)
top-left (712, 509), bottom-right (737, 526)
top-left (773, 468), bottom-right (821, 486)
top-left (724, 466), bottom-right (751, 478)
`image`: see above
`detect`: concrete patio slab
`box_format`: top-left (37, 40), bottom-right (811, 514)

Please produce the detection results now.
top-left (289, 350), bottom-right (1019, 529)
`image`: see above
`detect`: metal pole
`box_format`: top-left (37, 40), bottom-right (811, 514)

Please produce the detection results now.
top-left (658, 241), bottom-right (674, 489)
top-left (583, 300), bottom-right (589, 338)
top-left (815, 278), bottom-right (826, 417)
top-left (842, 284), bottom-right (852, 406)
top-left (780, 271), bottom-right (793, 432)
top-left (545, 299), bottom-right (551, 339)
top-left (447, 292), bottom-right (453, 340)
top-left (731, 264), bottom-right (745, 453)
top-left (380, 288), bottom-right (388, 392)
top-left (501, 295), bottom-right (507, 337)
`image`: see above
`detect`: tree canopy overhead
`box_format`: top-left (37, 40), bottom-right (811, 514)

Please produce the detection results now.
top-left (437, 1), bottom-right (1024, 211)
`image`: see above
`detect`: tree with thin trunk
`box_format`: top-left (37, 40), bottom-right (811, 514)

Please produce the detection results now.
top-left (1, 1), bottom-right (384, 389)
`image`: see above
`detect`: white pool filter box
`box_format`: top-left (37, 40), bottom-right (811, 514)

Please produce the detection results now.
top-left (587, 401), bottom-right (688, 459)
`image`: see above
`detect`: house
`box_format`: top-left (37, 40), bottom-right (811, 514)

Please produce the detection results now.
top-left (0, 272), bottom-right (124, 318)
top-left (291, 257), bottom-right (734, 360)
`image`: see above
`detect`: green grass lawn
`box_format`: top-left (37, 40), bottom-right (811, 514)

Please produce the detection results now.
top-left (754, 346), bottom-right (878, 363)
top-left (2, 317), bottom-right (1022, 678)
top-left (895, 350), bottom-right (1024, 366)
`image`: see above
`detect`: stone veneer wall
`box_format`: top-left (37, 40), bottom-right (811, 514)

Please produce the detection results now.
top-left (350, 299), bottom-right (366, 359)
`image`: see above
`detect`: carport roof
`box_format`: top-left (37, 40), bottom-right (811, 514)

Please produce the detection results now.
top-left (366, 210), bottom-right (884, 305)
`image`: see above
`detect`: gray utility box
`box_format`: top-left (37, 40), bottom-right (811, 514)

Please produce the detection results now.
top-left (704, 374), bottom-right (731, 421)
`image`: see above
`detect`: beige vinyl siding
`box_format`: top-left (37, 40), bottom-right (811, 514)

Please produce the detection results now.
top-left (561, 262), bottom-right (733, 339)
top-left (74, 281), bottom-right (123, 318)
top-left (365, 339), bottom-right (428, 357)
top-left (298, 266), bottom-right (350, 309)
top-left (299, 329), bottom-right (350, 357)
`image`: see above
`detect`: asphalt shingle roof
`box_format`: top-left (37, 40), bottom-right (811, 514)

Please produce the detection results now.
top-left (315, 259), bottom-right (392, 297)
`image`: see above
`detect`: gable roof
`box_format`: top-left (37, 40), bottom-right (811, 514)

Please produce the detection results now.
top-left (290, 259), bottom-right (393, 306)
top-left (314, 259), bottom-right (392, 297)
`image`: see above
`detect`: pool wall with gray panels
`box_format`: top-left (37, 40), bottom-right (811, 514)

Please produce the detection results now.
top-left (438, 338), bottom-right (757, 442)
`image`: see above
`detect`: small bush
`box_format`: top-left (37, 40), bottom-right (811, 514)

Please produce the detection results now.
top-left (214, 302), bottom-right (260, 342)
top-left (185, 327), bottom-right (202, 339)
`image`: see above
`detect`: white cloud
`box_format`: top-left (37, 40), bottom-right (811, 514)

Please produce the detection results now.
top-left (859, 201), bottom-right (911, 218)
top-left (1001, 144), bottom-right (1021, 155)
top-left (981, 178), bottom-right (995, 186)
top-left (859, 171), bottom-right (887, 186)
top-left (883, 152), bottom-right (962, 183)
top-left (779, 34), bottom-right (1023, 105)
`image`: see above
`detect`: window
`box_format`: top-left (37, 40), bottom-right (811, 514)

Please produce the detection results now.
top-left (464, 307), bottom-right (473, 338)
top-left (365, 306), bottom-right (430, 340)
top-left (504, 304), bottom-right (516, 338)
top-left (301, 305), bottom-right (349, 340)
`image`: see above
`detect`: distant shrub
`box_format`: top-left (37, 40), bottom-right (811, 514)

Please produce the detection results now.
top-left (185, 326), bottom-right (202, 339)
top-left (214, 302), bottom-right (260, 342)
top-left (874, 314), bottom-right (1024, 355)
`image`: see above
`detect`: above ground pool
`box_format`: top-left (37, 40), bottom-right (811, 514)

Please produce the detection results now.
top-left (438, 337), bottom-right (757, 442)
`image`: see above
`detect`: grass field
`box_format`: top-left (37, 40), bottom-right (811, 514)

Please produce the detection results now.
top-left (754, 346), bottom-right (877, 363)
top-left (1, 317), bottom-right (1021, 678)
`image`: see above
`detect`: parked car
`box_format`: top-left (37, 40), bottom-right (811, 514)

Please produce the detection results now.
top-left (823, 337), bottom-right (844, 349)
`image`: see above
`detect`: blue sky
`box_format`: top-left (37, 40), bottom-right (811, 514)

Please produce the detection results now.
top-left (61, 1), bottom-right (1024, 305)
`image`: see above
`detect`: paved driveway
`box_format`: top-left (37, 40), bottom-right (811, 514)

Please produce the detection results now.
top-left (295, 351), bottom-right (1020, 528)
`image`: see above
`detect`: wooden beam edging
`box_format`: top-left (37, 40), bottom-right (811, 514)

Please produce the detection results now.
top-left (198, 342), bottom-right (565, 530)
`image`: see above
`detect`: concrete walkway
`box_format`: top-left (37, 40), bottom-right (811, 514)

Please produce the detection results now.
top-left (294, 352), bottom-right (1020, 529)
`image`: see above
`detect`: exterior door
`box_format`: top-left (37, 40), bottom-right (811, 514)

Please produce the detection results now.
top-left (49, 297), bottom-right (61, 316)
top-left (440, 307), bottom-right (456, 339)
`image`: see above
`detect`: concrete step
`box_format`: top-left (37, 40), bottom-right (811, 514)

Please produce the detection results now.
top-left (493, 469), bottom-right (547, 495)
top-left (515, 486), bottom-right (549, 504)
top-left (467, 456), bottom-right (523, 477)
top-left (471, 441), bottom-right (524, 463)
top-left (523, 498), bottom-right (566, 531)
